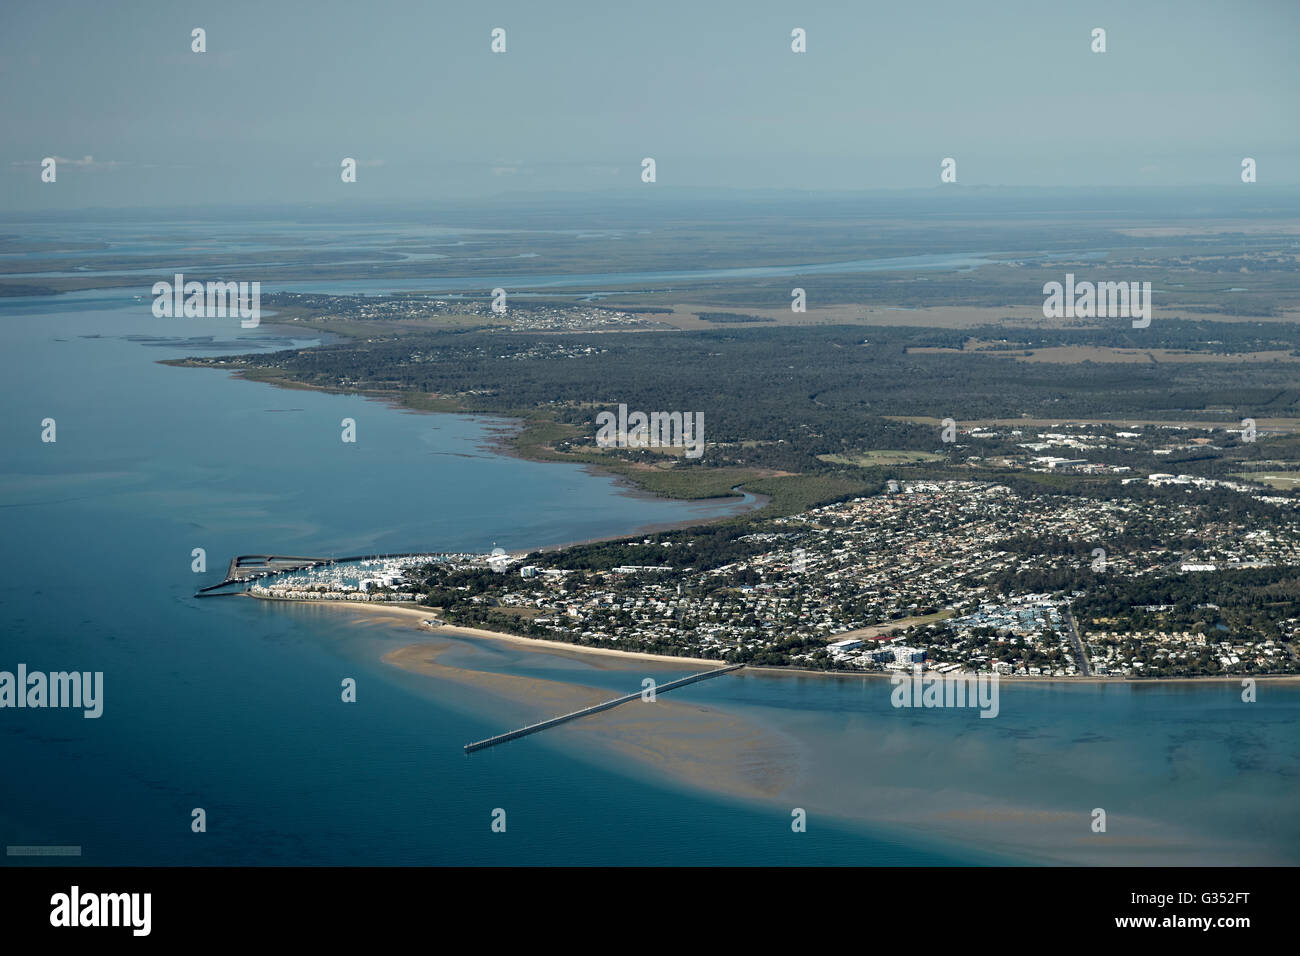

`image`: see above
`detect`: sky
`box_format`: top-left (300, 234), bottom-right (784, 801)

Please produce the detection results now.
top-left (2, 0), bottom-right (1298, 210)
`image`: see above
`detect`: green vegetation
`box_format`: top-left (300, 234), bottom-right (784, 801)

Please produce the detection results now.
top-left (1071, 568), bottom-right (1300, 643)
top-left (171, 312), bottom-right (1300, 519)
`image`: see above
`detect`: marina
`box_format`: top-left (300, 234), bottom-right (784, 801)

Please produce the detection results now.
top-left (196, 552), bottom-right (476, 596)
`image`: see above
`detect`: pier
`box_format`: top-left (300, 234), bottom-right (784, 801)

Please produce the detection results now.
top-left (463, 663), bottom-right (745, 753)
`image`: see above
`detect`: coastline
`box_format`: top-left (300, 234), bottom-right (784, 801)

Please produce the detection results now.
top-left (246, 593), bottom-right (1300, 684)
top-left (200, 340), bottom-right (1300, 689)
top-left (529, 482), bottom-right (769, 552)
top-left (199, 360), bottom-right (768, 543)
top-left (22, 243), bottom-right (1300, 869)
top-left (246, 594), bottom-right (727, 668)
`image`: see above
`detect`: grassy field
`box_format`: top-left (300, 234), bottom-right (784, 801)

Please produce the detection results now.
top-left (818, 450), bottom-right (944, 466)
top-left (1232, 472), bottom-right (1300, 489)
top-left (835, 609), bottom-right (957, 641)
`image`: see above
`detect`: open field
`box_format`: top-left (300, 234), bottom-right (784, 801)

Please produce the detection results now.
top-left (819, 450), bottom-right (945, 466)
top-left (1232, 472), bottom-right (1300, 489)
top-left (659, 303), bottom-right (1055, 330)
top-left (832, 610), bottom-right (958, 642)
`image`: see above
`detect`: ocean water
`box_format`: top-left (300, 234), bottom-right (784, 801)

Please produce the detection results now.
top-left (2, 238), bottom-right (1296, 866)
top-left (0, 290), bottom-right (973, 865)
top-left (417, 631), bottom-right (1300, 865)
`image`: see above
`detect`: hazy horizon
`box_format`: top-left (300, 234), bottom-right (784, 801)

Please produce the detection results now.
top-left (5, 184), bottom-right (1300, 224)
top-left (4, 0), bottom-right (1298, 211)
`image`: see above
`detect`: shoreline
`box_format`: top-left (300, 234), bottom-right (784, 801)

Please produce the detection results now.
top-left (247, 594), bottom-right (726, 668)
top-left (195, 331), bottom-right (1299, 688)
top-left (216, 349), bottom-right (1297, 688)
top-left (530, 482), bottom-right (769, 552)
top-left (246, 593), bottom-right (1300, 684)
top-left (254, 598), bottom-right (1296, 865)
top-left (204, 360), bottom-right (768, 542)
top-left (367, 603), bottom-right (1293, 866)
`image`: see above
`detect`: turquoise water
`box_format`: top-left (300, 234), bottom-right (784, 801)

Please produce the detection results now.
top-left (2, 244), bottom-right (1296, 865)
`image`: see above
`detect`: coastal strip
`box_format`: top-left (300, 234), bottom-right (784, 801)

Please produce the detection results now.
top-left (252, 594), bottom-right (1300, 684)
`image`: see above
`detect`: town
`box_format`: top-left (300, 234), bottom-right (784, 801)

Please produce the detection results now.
top-left (261, 291), bottom-right (671, 333)
top-left (252, 479), bottom-right (1298, 679)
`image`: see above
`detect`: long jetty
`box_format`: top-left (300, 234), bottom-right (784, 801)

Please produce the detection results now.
top-left (464, 663), bottom-right (745, 754)
top-left (195, 551), bottom-right (465, 596)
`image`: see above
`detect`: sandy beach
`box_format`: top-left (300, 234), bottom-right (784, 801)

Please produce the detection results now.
top-left (249, 595), bottom-right (729, 668)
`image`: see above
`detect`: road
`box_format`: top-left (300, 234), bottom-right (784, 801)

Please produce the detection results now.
top-left (1062, 607), bottom-right (1091, 677)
